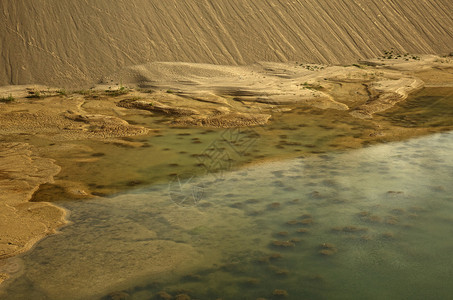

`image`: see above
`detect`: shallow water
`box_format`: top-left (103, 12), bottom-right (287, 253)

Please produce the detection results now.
top-left (2, 129), bottom-right (453, 300)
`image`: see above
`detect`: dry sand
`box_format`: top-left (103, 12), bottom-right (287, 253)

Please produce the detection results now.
top-left (1, 0), bottom-right (452, 87)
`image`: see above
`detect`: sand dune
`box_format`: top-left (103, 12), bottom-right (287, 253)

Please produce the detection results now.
top-left (1, 0), bottom-right (452, 87)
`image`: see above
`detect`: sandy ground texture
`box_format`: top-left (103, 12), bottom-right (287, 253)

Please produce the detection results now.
top-left (0, 88), bottom-right (151, 284)
top-left (109, 55), bottom-right (452, 123)
top-left (0, 143), bottom-right (65, 284)
top-left (1, 0), bottom-right (452, 87)
top-left (0, 55), bottom-right (452, 287)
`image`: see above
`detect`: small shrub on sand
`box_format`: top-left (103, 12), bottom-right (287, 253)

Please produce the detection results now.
top-left (105, 85), bottom-right (130, 96)
top-left (0, 94), bottom-right (15, 103)
top-left (26, 90), bottom-right (42, 99)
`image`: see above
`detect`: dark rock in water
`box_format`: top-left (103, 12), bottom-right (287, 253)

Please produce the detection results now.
top-left (289, 238), bottom-right (302, 244)
top-left (321, 242), bottom-right (336, 249)
top-left (305, 274), bottom-right (325, 282)
top-left (243, 278), bottom-right (261, 286)
top-left (299, 218), bottom-right (314, 225)
top-left (268, 202), bottom-right (281, 209)
top-left (272, 240), bottom-right (295, 248)
top-left (269, 253), bottom-right (283, 260)
top-left (230, 202), bottom-right (244, 209)
top-left (299, 213), bottom-right (312, 219)
top-left (390, 208), bottom-right (405, 215)
top-left (288, 198), bottom-right (300, 204)
top-left (385, 216), bottom-right (399, 225)
top-left (156, 291), bottom-right (172, 300)
top-left (105, 291), bottom-right (130, 300)
top-left (246, 210), bottom-right (264, 216)
top-left (273, 289), bottom-right (289, 297)
top-left (276, 231), bottom-right (289, 236)
top-left (174, 294), bottom-right (191, 300)
top-left (319, 242), bottom-right (338, 256)
top-left (319, 249), bottom-right (336, 256)
top-left (283, 186), bottom-right (296, 191)
top-left (183, 273), bottom-right (202, 281)
top-left (286, 220), bottom-right (300, 225)
top-left (272, 170), bottom-right (284, 177)
top-left (332, 226), bottom-right (368, 233)
top-left (246, 198), bottom-right (260, 204)
top-left (387, 190), bottom-right (404, 196)
top-left (272, 267), bottom-right (289, 276)
top-left (381, 232), bottom-right (395, 239)
top-left (257, 252), bottom-right (283, 263)
top-left (273, 180), bottom-right (285, 187)
top-left (361, 214), bottom-right (382, 223)
top-left (126, 180), bottom-right (144, 187)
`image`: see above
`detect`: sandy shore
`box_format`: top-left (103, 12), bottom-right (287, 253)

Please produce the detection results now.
top-left (0, 54), bottom-right (452, 286)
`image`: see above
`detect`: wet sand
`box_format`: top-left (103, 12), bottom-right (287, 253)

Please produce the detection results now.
top-left (0, 55), bottom-right (452, 285)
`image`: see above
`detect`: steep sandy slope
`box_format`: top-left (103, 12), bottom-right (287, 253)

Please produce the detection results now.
top-left (1, 0), bottom-right (452, 87)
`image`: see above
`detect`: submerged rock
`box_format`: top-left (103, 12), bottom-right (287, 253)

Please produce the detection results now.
top-left (332, 226), bottom-right (368, 233)
top-left (272, 289), bottom-right (289, 297)
top-left (276, 231), bottom-right (289, 237)
top-left (105, 291), bottom-right (130, 300)
top-left (156, 291), bottom-right (172, 300)
top-left (272, 241), bottom-right (296, 248)
top-left (319, 242), bottom-right (338, 256)
top-left (174, 294), bottom-right (191, 300)
top-left (268, 202), bottom-right (281, 210)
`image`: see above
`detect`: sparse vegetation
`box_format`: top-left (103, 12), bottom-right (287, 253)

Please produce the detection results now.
top-left (299, 64), bottom-right (325, 71)
top-left (74, 89), bottom-right (94, 95)
top-left (300, 82), bottom-right (323, 91)
top-left (0, 94), bottom-right (15, 103)
top-left (26, 90), bottom-right (42, 99)
top-left (105, 85), bottom-right (130, 96)
top-left (381, 49), bottom-right (420, 61)
top-left (56, 89), bottom-right (67, 96)
top-left (352, 64), bottom-right (364, 69)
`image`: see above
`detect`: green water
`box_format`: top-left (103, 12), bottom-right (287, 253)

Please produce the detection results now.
top-left (1, 88), bottom-right (453, 299)
top-left (28, 104), bottom-right (374, 200)
top-left (2, 131), bottom-right (453, 300)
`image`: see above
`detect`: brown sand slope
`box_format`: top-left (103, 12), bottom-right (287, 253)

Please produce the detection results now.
top-left (1, 0), bottom-right (452, 87)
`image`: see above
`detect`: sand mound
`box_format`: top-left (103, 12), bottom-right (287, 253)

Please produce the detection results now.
top-left (1, 0), bottom-right (452, 87)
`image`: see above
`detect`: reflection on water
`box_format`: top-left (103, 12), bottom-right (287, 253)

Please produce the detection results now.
top-left (2, 130), bottom-right (453, 299)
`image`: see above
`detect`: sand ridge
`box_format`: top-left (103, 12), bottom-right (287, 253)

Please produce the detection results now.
top-left (1, 0), bottom-right (452, 87)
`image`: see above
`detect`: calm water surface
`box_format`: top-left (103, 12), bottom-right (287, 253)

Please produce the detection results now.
top-left (2, 129), bottom-right (453, 300)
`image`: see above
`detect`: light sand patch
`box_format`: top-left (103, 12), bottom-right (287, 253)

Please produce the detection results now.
top-left (0, 143), bottom-right (66, 261)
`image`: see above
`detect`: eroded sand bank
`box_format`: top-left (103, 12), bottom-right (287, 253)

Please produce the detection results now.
top-left (0, 55), bottom-right (452, 286)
